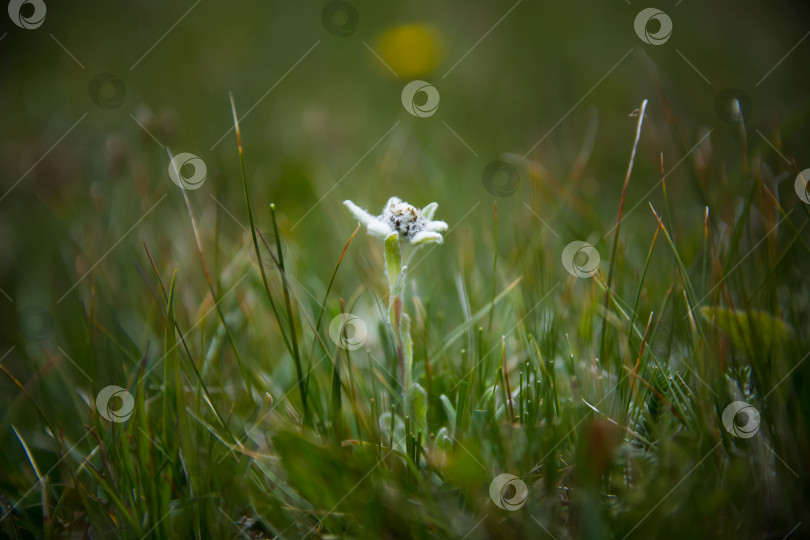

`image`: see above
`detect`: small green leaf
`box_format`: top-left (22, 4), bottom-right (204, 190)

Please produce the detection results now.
top-left (420, 202), bottom-right (438, 220)
top-left (406, 383), bottom-right (428, 441)
top-left (479, 385), bottom-right (496, 412)
top-left (401, 313), bottom-right (413, 387)
top-left (410, 232), bottom-right (443, 246)
top-left (439, 394), bottom-right (457, 430)
top-left (391, 265), bottom-right (408, 299)
top-left (435, 426), bottom-right (452, 450)
top-left (455, 380), bottom-right (469, 435)
top-left (385, 232), bottom-right (401, 291)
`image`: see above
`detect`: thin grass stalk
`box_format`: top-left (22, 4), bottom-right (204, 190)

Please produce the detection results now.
top-left (270, 203), bottom-right (310, 426)
top-left (309, 224), bottom-right (361, 362)
top-left (703, 206), bottom-right (710, 294)
top-left (487, 201), bottom-right (498, 344)
top-left (600, 98), bottom-right (649, 375)
top-left (143, 244), bottom-right (231, 433)
top-left (176, 179), bottom-right (253, 396)
top-left (624, 311), bottom-right (654, 423)
top-left (228, 93), bottom-right (293, 356)
top-left (501, 336), bottom-right (514, 423)
top-left (626, 224), bottom-right (660, 358)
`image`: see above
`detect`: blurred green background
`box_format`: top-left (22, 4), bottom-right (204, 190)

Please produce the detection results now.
top-left (2, 0), bottom-right (810, 371)
top-left (2, 1), bottom-right (810, 537)
top-left (1, 0), bottom-right (808, 325)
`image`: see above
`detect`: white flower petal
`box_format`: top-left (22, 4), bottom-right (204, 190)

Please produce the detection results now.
top-left (343, 200), bottom-right (380, 228)
top-left (346, 198), bottom-right (448, 247)
top-left (410, 231), bottom-right (443, 246)
top-left (425, 220), bottom-right (448, 233)
top-left (344, 200), bottom-right (394, 238)
top-left (366, 219), bottom-right (395, 238)
top-left (420, 202), bottom-right (438, 221)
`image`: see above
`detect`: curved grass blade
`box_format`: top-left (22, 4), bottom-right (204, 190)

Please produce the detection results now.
top-left (270, 203), bottom-right (309, 426)
top-left (229, 92), bottom-right (293, 356)
top-left (172, 149), bottom-right (253, 396)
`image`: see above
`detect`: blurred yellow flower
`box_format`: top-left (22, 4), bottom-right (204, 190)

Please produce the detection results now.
top-left (375, 24), bottom-right (443, 78)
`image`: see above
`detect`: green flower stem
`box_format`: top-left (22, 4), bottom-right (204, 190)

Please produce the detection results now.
top-left (390, 295), bottom-right (405, 392)
top-left (385, 232), bottom-right (410, 397)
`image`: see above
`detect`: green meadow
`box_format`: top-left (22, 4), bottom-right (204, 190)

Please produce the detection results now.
top-left (1, 2), bottom-right (809, 538)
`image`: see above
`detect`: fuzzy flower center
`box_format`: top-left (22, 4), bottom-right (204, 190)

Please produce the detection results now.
top-left (384, 202), bottom-right (425, 239)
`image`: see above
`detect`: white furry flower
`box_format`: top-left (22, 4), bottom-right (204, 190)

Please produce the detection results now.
top-left (343, 197), bottom-right (448, 247)
top-left (344, 197), bottom-right (446, 399)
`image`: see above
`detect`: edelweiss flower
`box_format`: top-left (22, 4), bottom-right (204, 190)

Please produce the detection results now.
top-left (344, 196), bottom-right (446, 408)
top-left (344, 197), bottom-right (448, 248)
